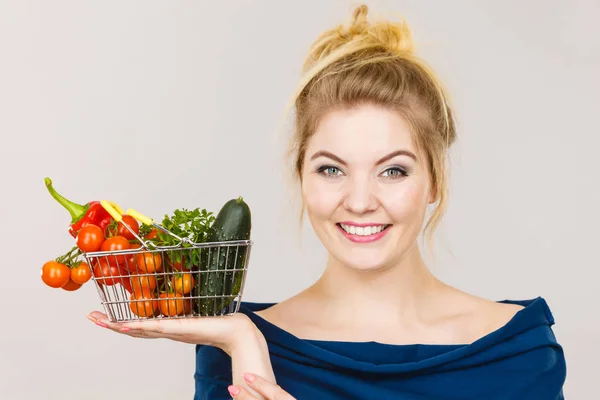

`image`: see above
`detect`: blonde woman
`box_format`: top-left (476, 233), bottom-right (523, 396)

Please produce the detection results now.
top-left (88, 4), bottom-right (567, 399)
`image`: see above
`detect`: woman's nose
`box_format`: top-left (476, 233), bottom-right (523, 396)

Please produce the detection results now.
top-left (342, 176), bottom-right (378, 215)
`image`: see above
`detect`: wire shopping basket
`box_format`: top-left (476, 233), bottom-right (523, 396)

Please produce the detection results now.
top-left (83, 200), bottom-right (252, 322)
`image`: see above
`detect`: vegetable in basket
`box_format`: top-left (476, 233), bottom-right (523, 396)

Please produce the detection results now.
top-left (198, 196), bottom-right (251, 316)
top-left (144, 207), bottom-right (216, 272)
top-left (40, 246), bottom-right (92, 291)
top-left (44, 177), bottom-right (113, 238)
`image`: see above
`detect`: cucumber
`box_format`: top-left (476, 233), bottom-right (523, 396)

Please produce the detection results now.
top-left (197, 196), bottom-right (251, 316)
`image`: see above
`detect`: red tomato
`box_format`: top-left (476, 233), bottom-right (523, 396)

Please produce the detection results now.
top-left (145, 228), bottom-right (158, 240)
top-left (118, 215), bottom-right (140, 241)
top-left (92, 258), bottom-right (122, 286)
top-left (172, 273), bottom-right (195, 295)
top-left (76, 225), bottom-right (104, 253)
top-left (135, 252), bottom-right (163, 273)
top-left (70, 262), bottom-right (92, 285)
top-left (61, 279), bottom-right (82, 291)
top-left (120, 276), bottom-right (133, 293)
top-left (129, 292), bottom-right (158, 318)
top-left (130, 274), bottom-right (157, 295)
top-left (41, 261), bottom-right (71, 288)
top-left (100, 236), bottom-right (130, 265)
top-left (158, 292), bottom-right (191, 317)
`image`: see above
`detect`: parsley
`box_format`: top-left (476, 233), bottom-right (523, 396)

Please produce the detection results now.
top-left (145, 208), bottom-right (215, 271)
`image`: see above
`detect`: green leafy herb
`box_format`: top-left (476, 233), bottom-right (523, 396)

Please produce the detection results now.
top-left (138, 223), bottom-right (154, 238)
top-left (149, 208), bottom-right (216, 271)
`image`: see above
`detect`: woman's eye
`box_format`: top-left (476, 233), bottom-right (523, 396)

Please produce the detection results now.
top-left (381, 167), bottom-right (408, 179)
top-left (317, 166), bottom-right (343, 177)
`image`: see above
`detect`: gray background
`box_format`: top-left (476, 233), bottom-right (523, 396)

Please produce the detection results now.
top-left (1, 0), bottom-right (598, 398)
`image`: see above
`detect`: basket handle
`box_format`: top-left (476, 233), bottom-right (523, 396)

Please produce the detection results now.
top-left (125, 208), bottom-right (154, 226)
top-left (101, 200), bottom-right (151, 246)
top-left (100, 200), bottom-right (126, 222)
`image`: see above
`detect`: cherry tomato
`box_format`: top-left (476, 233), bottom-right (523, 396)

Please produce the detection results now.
top-left (118, 215), bottom-right (140, 241)
top-left (100, 236), bottom-right (130, 265)
top-left (76, 225), bottom-right (104, 253)
top-left (92, 258), bottom-right (122, 286)
top-left (159, 292), bottom-right (191, 317)
top-left (130, 274), bottom-right (157, 295)
top-left (120, 276), bottom-right (133, 293)
top-left (135, 252), bottom-right (163, 273)
top-left (145, 228), bottom-right (158, 240)
top-left (167, 255), bottom-right (193, 272)
top-left (70, 262), bottom-right (92, 285)
top-left (129, 292), bottom-right (158, 318)
top-left (41, 261), bottom-right (71, 288)
top-left (172, 273), bottom-right (195, 295)
top-left (61, 279), bottom-right (82, 291)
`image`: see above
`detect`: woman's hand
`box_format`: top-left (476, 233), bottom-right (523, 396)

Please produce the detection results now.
top-left (87, 311), bottom-right (256, 355)
top-left (228, 373), bottom-right (296, 400)
top-left (87, 311), bottom-right (278, 394)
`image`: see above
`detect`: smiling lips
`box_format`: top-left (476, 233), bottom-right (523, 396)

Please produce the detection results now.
top-left (337, 222), bottom-right (391, 243)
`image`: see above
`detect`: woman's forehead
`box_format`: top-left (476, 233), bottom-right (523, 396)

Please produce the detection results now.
top-left (307, 105), bottom-right (418, 158)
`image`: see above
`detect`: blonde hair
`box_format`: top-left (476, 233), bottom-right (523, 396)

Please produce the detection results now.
top-left (282, 4), bottom-right (457, 253)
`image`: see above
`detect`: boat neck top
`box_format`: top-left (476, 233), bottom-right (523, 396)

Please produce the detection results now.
top-left (194, 297), bottom-right (566, 399)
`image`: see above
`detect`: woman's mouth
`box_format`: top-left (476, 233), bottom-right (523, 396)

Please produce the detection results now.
top-left (336, 223), bottom-right (391, 243)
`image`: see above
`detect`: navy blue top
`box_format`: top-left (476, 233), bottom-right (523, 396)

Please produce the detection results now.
top-left (194, 297), bottom-right (566, 399)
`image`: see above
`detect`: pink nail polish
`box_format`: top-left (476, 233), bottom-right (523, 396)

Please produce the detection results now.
top-left (120, 327), bottom-right (131, 332)
top-left (244, 372), bottom-right (255, 383)
top-left (96, 321), bottom-right (108, 328)
top-left (227, 385), bottom-right (240, 397)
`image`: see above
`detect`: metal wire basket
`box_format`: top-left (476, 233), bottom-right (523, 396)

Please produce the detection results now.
top-left (83, 200), bottom-right (252, 322)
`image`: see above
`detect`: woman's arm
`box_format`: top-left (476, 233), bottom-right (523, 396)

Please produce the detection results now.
top-left (88, 311), bottom-right (278, 400)
top-left (228, 323), bottom-right (277, 399)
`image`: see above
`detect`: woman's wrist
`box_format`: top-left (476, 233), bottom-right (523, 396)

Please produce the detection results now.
top-left (229, 323), bottom-right (276, 388)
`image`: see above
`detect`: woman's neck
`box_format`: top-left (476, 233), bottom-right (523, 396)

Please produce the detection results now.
top-left (308, 244), bottom-right (446, 326)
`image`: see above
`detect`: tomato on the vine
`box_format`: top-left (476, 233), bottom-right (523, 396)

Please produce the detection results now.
top-left (135, 252), bottom-right (163, 273)
top-left (159, 292), bottom-right (191, 316)
top-left (41, 261), bottom-right (71, 288)
top-left (120, 277), bottom-right (133, 293)
top-left (100, 236), bottom-right (130, 265)
top-left (129, 292), bottom-right (158, 318)
top-left (117, 215), bottom-right (140, 241)
top-left (145, 228), bottom-right (158, 240)
top-left (172, 273), bottom-right (195, 295)
top-left (61, 279), bottom-right (82, 291)
top-left (76, 225), bottom-right (104, 253)
top-left (92, 258), bottom-right (122, 286)
top-left (130, 274), bottom-right (157, 295)
top-left (70, 262), bottom-right (92, 285)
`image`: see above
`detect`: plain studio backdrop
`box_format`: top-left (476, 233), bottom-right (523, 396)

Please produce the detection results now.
top-left (0, 0), bottom-right (598, 399)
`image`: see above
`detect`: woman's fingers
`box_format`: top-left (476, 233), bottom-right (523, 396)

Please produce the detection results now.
top-left (239, 373), bottom-right (296, 400)
top-left (86, 310), bottom-right (256, 349)
top-left (228, 385), bottom-right (258, 399)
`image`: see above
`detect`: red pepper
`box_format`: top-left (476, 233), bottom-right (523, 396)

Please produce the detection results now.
top-left (44, 177), bottom-right (113, 238)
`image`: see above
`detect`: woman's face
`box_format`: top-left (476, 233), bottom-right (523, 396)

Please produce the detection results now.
top-left (301, 103), bottom-right (433, 271)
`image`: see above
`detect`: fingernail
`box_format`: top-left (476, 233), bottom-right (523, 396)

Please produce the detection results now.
top-left (120, 327), bottom-right (131, 332)
top-left (227, 385), bottom-right (240, 397)
top-left (86, 315), bottom-right (97, 323)
top-left (96, 321), bottom-right (108, 328)
top-left (243, 372), bottom-right (255, 383)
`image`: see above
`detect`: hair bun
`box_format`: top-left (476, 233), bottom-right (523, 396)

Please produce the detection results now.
top-left (335, 4), bottom-right (415, 56)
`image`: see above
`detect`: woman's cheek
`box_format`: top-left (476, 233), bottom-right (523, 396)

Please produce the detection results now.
top-left (381, 180), bottom-right (427, 221)
top-left (303, 178), bottom-right (342, 220)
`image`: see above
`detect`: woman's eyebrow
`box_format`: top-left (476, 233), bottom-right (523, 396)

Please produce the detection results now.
top-left (375, 149), bottom-right (417, 165)
top-left (309, 149), bottom-right (417, 166)
top-left (310, 150), bottom-right (347, 166)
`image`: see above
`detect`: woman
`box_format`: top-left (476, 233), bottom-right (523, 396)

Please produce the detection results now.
top-left (88, 4), bottom-right (567, 399)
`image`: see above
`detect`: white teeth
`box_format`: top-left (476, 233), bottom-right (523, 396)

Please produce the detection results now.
top-left (339, 224), bottom-right (387, 236)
